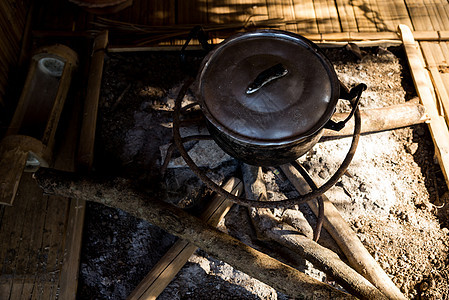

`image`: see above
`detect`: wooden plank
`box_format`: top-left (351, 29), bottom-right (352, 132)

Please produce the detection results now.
top-left (38, 196), bottom-right (67, 300)
top-left (374, 0), bottom-right (394, 31)
top-left (0, 176), bottom-right (31, 299)
top-left (351, 0), bottom-right (376, 32)
top-left (421, 42), bottom-right (449, 122)
top-left (440, 42), bottom-right (449, 64)
top-left (77, 31), bottom-right (108, 170)
top-left (399, 24), bottom-right (449, 187)
top-left (208, 0), bottom-right (232, 25)
top-left (178, 0), bottom-right (208, 24)
top-left (435, 3), bottom-right (449, 31)
top-left (280, 0), bottom-right (298, 32)
top-left (127, 178), bottom-right (243, 300)
top-left (393, 0), bottom-right (413, 29)
top-left (312, 0), bottom-right (333, 33)
top-left (405, 0), bottom-right (433, 31)
top-left (266, 0), bottom-right (288, 31)
top-left (426, 2), bottom-right (443, 31)
top-left (292, 0), bottom-right (319, 34)
top-left (8, 175), bottom-right (49, 300)
top-left (334, 0), bottom-right (358, 32)
top-left (0, 147), bottom-right (28, 205)
top-left (326, 0), bottom-right (341, 32)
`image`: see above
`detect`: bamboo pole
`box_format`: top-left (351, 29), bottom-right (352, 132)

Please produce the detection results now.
top-left (33, 168), bottom-right (353, 300)
top-left (323, 102), bottom-right (429, 138)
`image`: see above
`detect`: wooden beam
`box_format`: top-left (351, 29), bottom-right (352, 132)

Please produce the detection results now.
top-left (399, 24), bottom-right (449, 186)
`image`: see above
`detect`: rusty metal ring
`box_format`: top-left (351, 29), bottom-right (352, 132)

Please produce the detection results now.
top-left (172, 78), bottom-right (361, 209)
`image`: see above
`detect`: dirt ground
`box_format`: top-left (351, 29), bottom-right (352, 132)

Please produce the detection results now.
top-left (76, 45), bottom-right (449, 299)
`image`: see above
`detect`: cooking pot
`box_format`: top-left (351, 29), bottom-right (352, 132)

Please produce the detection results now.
top-left (195, 29), bottom-right (365, 166)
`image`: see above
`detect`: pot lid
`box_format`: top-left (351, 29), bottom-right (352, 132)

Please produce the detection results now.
top-left (198, 30), bottom-right (340, 146)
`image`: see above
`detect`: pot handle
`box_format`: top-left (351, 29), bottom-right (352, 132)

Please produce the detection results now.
top-left (324, 83), bottom-right (367, 131)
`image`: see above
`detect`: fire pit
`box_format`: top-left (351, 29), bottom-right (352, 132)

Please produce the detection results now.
top-left (168, 30), bottom-right (366, 214)
top-left (76, 43), bottom-right (449, 300)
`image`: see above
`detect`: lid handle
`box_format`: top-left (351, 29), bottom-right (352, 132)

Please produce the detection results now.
top-left (246, 63), bottom-right (288, 94)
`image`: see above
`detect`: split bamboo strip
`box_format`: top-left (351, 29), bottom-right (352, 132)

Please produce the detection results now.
top-left (404, 0), bottom-right (431, 31)
top-left (386, 0), bottom-right (403, 31)
top-left (426, 3), bottom-right (443, 31)
top-left (422, 43), bottom-right (449, 122)
top-left (351, 0), bottom-right (376, 32)
top-left (440, 42), bottom-right (449, 63)
top-left (444, 5), bottom-right (449, 29)
top-left (208, 0), bottom-right (229, 25)
top-left (292, 0), bottom-right (319, 33)
top-left (334, 0), bottom-right (358, 32)
top-left (281, 0), bottom-right (298, 33)
top-left (435, 3), bottom-right (449, 30)
top-left (399, 24), bottom-right (449, 186)
top-left (364, 0), bottom-right (384, 31)
top-left (137, 0), bottom-right (148, 25)
top-left (374, 0), bottom-right (392, 31)
top-left (326, 0), bottom-right (341, 32)
top-left (313, 0), bottom-right (333, 33)
top-left (412, 30), bottom-right (440, 40)
top-left (249, 1), bottom-right (270, 24)
top-left (7, 176), bottom-right (47, 299)
top-left (266, 0), bottom-right (287, 31)
top-left (393, 0), bottom-right (413, 29)
top-left (0, 174), bottom-right (31, 297)
top-left (236, 0), bottom-right (248, 24)
top-left (420, 43), bottom-right (444, 113)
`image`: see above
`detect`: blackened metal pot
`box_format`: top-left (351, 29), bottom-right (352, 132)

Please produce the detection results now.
top-left (196, 30), bottom-right (365, 166)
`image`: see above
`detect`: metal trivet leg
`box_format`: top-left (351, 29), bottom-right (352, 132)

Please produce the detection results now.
top-left (168, 78), bottom-right (362, 210)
